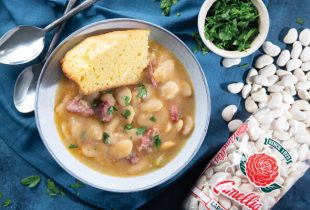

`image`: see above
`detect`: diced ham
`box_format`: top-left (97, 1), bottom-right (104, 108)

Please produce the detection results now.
top-left (138, 127), bottom-right (158, 152)
top-left (170, 105), bottom-right (179, 122)
top-left (148, 58), bottom-right (158, 88)
top-left (97, 100), bottom-right (112, 122)
top-left (127, 153), bottom-right (140, 164)
top-left (66, 95), bottom-right (94, 117)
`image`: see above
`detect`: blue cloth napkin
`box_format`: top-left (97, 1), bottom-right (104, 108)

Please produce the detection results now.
top-left (0, 0), bottom-right (309, 209)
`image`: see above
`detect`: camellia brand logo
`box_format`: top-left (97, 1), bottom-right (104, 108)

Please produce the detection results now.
top-left (213, 180), bottom-right (263, 210)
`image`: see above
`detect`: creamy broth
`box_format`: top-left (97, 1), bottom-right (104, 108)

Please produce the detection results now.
top-left (54, 41), bottom-right (195, 176)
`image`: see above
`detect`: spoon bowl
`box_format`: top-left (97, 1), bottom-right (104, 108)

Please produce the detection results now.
top-left (0, 26), bottom-right (45, 65)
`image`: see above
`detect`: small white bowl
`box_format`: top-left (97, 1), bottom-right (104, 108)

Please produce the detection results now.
top-left (198, 0), bottom-right (269, 58)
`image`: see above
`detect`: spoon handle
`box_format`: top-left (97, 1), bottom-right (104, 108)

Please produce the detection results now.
top-left (44, 0), bottom-right (77, 60)
top-left (44, 0), bottom-right (100, 32)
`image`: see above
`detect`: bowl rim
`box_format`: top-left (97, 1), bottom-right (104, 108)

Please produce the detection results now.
top-left (197, 0), bottom-right (270, 58)
top-left (35, 18), bottom-right (211, 192)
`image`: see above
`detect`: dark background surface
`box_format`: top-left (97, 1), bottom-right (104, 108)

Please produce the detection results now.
top-left (0, 0), bottom-right (309, 209)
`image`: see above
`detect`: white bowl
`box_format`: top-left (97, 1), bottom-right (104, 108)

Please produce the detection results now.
top-left (35, 18), bottom-right (211, 192)
top-left (198, 0), bottom-right (269, 58)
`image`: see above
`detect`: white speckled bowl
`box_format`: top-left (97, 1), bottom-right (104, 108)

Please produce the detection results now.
top-left (35, 18), bottom-right (211, 192)
top-left (198, 0), bottom-right (269, 58)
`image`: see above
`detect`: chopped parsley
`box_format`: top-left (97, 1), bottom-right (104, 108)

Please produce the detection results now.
top-left (47, 179), bottom-right (60, 197)
top-left (176, 12), bottom-right (181, 16)
top-left (68, 144), bottom-right (78, 149)
top-left (157, 0), bottom-right (178, 16)
top-left (103, 132), bottom-right (109, 144)
top-left (136, 127), bottom-right (147, 135)
top-left (239, 63), bottom-right (249, 68)
top-left (124, 124), bottom-right (133, 132)
top-left (192, 32), bottom-right (209, 55)
top-left (69, 180), bottom-right (84, 189)
top-left (91, 98), bottom-right (100, 108)
top-left (3, 199), bottom-right (11, 207)
top-left (152, 135), bottom-right (162, 149)
top-left (204, 0), bottom-right (259, 51)
top-left (123, 96), bottom-right (130, 106)
top-left (107, 106), bottom-right (117, 115)
top-left (149, 116), bottom-right (157, 122)
top-left (121, 109), bottom-right (131, 119)
top-left (296, 17), bottom-right (305, 25)
top-left (137, 84), bottom-right (148, 99)
top-left (20, 175), bottom-right (41, 188)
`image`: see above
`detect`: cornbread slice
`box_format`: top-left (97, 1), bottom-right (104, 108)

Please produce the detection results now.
top-left (61, 30), bottom-right (150, 94)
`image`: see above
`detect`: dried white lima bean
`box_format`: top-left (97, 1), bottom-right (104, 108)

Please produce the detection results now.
top-left (299, 28), bottom-right (310, 46)
top-left (251, 88), bottom-right (268, 102)
top-left (267, 75), bottom-right (279, 86)
top-left (293, 68), bottom-right (307, 82)
top-left (255, 54), bottom-right (274, 69)
top-left (300, 46), bottom-right (310, 62)
top-left (262, 41), bottom-right (281, 57)
top-left (253, 75), bottom-right (269, 86)
top-left (246, 68), bottom-right (258, 84)
top-left (268, 85), bottom-right (284, 93)
top-left (286, 59), bottom-right (302, 71)
top-left (228, 119), bottom-right (243, 132)
top-left (245, 97), bottom-right (258, 113)
top-left (277, 50), bottom-right (291, 66)
top-left (290, 41), bottom-right (302, 59)
top-left (242, 84), bottom-right (251, 99)
top-left (222, 105), bottom-right (238, 122)
top-left (283, 28), bottom-right (298, 44)
top-left (301, 61), bottom-right (310, 71)
top-left (276, 69), bottom-right (292, 77)
top-left (222, 58), bottom-right (241, 68)
top-left (258, 64), bottom-right (276, 77)
top-left (227, 82), bottom-right (244, 94)
top-left (298, 90), bottom-right (310, 100)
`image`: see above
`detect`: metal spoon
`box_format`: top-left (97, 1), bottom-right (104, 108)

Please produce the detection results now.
top-left (0, 0), bottom-right (99, 65)
top-left (13, 0), bottom-right (78, 113)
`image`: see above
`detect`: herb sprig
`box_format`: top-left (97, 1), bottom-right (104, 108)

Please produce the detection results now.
top-left (20, 175), bottom-right (41, 188)
top-left (157, 0), bottom-right (178, 16)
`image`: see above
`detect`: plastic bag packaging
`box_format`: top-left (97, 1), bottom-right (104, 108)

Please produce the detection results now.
top-left (184, 103), bottom-right (310, 210)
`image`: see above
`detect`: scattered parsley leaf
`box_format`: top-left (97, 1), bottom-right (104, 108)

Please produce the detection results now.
top-left (20, 175), bottom-right (41, 188)
top-left (192, 32), bottom-right (209, 55)
top-left (107, 106), bottom-right (117, 115)
top-left (157, 0), bottom-right (178, 16)
top-left (103, 132), bottom-right (109, 144)
top-left (239, 63), bottom-right (249, 68)
top-left (122, 96), bottom-right (130, 106)
top-left (91, 98), bottom-right (100, 108)
top-left (152, 135), bottom-right (162, 149)
top-left (68, 144), bottom-right (78, 149)
top-left (124, 124), bottom-right (133, 132)
top-left (137, 84), bottom-right (148, 99)
top-left (3, 199), bottom-right (11, 207)
top-left (0, 192), bottom-right (3, 198)
top-left (296, 17), bottom-right (305, 25)
top-left (176, 12), bottom-right (181, 16)
top-left (204, 0), bottom-right (259, 51)
top-left (149, 116), bottom-right (157, 122)
top-left (60, 190), bottom-right (66, 196)
top-left (47, 179), bottom-right (60, 197)
top-left (136, 127), bottom-right (147, 135)
top-left (121, 109), bottom-right (131, 119)
top-left (69, 180), bottom-right (84, 189)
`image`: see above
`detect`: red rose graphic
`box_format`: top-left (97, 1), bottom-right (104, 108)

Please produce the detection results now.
top-left (245, 153), bottom-right (279, 187)
top-left (234, 123), bottom-right (248, 136)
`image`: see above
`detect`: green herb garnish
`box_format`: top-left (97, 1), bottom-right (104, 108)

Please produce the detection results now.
top-left (68, 144), bottom-right (78, 149)
top-left (107, 106), bottom-right (117, 115)
top-left (69, 180), bottom-right (84, 189)
top-left (136, 127), bottom-right (147, 135)
top-left (149, 116), bottom-right (157, 122)
top-left (47, 179), bottom-right (60, 197)
top-left (239, 63), bottom-right (249, 68)
top-left (204, 0), bottom-right (259, 51)
top-left (192, 32), bottom-right (209, 55)
top-left (296, 17), bottom-right (305, 25)
top-left (157, 0), bottom-right (178, 16)
top-left (176, 12), bottom-right (181, 16)
top-left (137, 84), bottom-right (148, 99)
top-left (20, 175), bottom-right (41, 188)
top-left (123, 96), bottom-right (130, 106)
top-left (124, 124), bottom-right (133, 132)
top-left (152, 135), bottom-right (162, 149)
top-left (103, 132), bottom-right (109, 144)
top-left (91, 98), bottom-right (100, 108)
top-left (121, 109), bottom-right (131, 119)
top-left (3, 199), bottom-right (11, 207)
